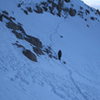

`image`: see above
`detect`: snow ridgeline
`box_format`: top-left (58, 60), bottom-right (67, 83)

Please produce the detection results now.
top-left (18, 0), bottom-right (100, 20)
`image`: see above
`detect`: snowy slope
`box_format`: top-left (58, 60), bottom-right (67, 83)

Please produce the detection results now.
top-left (0, 0), bottom-right (100, 100)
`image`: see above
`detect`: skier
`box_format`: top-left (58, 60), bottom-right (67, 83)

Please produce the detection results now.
top-left (58, 50), bottom-right (62, 60)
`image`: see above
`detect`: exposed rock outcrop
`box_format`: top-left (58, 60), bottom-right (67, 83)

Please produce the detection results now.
top-left (69, 8), bottom-right (76, 16)
top-left (0, 11), bottom-right (57, 62)
top-left (23, 49), bottom-right (37, 62)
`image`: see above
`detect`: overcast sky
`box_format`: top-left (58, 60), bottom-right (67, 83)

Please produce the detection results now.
top-left (82, 0), bottom-right (100, 9)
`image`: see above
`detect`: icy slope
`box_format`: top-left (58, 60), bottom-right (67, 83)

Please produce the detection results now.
top-left (0, 0), bottom-right (100, 100)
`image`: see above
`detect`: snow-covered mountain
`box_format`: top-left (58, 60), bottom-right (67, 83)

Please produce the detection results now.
top-left (0, 0), bottom-right (100, 100)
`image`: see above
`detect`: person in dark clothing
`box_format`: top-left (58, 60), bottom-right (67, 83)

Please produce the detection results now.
top-left (58, 50), bottom-right (62, 60)
top-left (0, 14), bottom-right (3, 21)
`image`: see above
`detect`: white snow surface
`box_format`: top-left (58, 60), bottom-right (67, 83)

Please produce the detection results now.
top-left (0, 0), bottom-right (100, 100)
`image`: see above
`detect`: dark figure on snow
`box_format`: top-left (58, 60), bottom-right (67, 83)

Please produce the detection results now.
top-left (58, 50), bottom-right (62, 60)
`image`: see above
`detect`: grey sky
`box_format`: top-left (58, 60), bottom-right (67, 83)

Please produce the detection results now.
top-left (82, 0), bottom-right (100, 9)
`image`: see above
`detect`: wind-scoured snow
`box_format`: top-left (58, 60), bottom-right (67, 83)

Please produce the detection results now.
top-left (0, 0), bottom-right (100, 100)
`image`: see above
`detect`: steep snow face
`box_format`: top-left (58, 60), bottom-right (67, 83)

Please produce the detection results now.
top-left (0, 0), bottom-right (100, 100)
